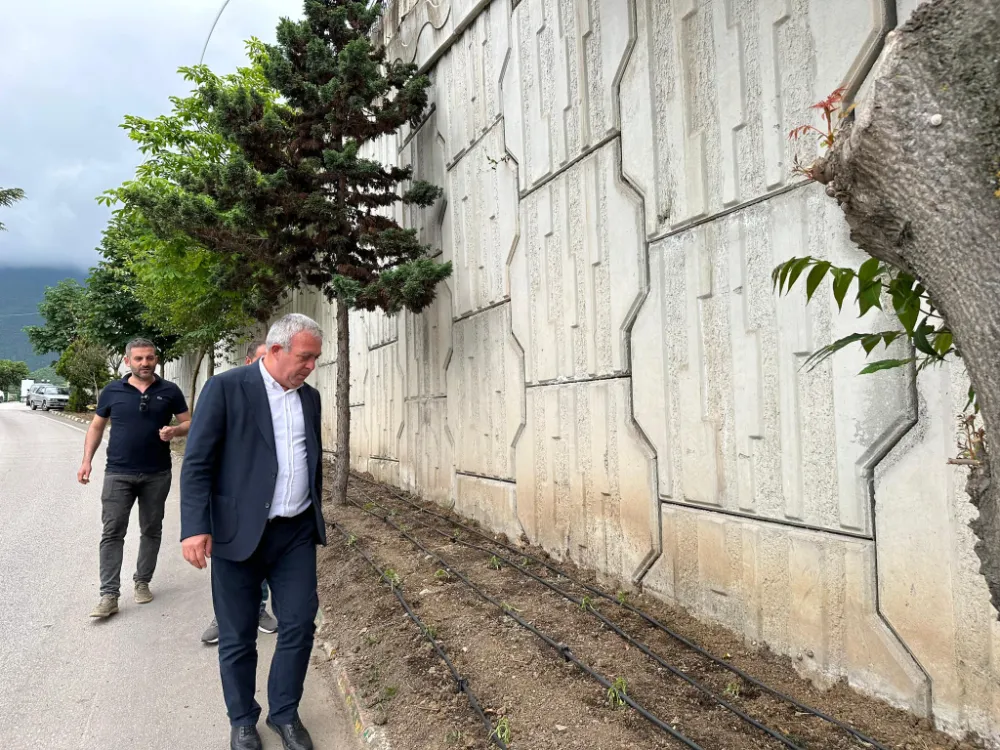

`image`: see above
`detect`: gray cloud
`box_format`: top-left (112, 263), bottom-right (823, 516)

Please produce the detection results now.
top-left (0, 0), bottom-right (303, 270)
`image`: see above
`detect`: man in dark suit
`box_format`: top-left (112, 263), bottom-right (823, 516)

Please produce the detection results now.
top-left (180, 313), bottom-right (326, 750)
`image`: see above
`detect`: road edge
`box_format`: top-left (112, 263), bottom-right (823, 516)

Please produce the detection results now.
top-left (315, 608), bottom-right (392, 750)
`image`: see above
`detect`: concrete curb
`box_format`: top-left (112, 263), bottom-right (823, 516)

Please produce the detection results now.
top-left (315, 608), bottom-right (391, 750)
top-left (50, 411), bottom-right (91, 425)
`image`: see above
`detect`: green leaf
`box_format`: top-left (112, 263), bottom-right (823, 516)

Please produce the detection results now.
top-left (786, 257), bottom-right (813, 293)
top-left (933, 330), bottom-right (954, 357)
top-left (882, 331), bottom-right (902, 348)
top-left (831, 269), bottom-right (854, 310)
top-left (965, 386), bottom-right (979, 414)
top-left (912, 322), bottom-right (938, 358)
top-left (857, 280), bottom-right (883, 316)
top-left (805, 261), bottom-right (831, 302)
top-left (861, 334), bottom-right (883, 355)
top-left (778, 259), bottom-right (795, 295)
top-left (858, 358), bottom-right (916, 375)
top-left (802, 332), bottom-right (868, 371)
top-left (857, 257), bottom-right (882, 285)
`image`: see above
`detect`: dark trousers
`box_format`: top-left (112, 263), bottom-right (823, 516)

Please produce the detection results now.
top-left (99, 471), bottom-right (172, 597)
top-left (212, 508), bottom-right (319, 726)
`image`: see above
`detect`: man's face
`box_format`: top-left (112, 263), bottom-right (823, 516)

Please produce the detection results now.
top-left (268, 332), bottom-right (321, 389)
top-left (245, 344), bottom-right (267, 366)
top-left (126, 347), bottom-right (157, 380)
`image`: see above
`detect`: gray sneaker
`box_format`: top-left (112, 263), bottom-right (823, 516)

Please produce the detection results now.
top-left (258, 608), bottom-right (278, 634)
top-left (134, 582), bottom-right (153, 604)
top-left (90, 595), bottom-right (119, 619)
top-left (202, 618), bottom-right (219, 645)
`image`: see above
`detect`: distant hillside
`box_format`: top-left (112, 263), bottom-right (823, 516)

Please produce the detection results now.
top-left (0, 266), bottom-right (88, 369)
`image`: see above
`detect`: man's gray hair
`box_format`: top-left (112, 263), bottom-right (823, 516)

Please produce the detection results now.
top-left (126, 338), bottom-right (156, 357)
top-left (266, 313), bottom-right (323, 350)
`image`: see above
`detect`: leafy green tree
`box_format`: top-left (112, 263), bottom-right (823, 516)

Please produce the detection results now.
top-left (85, 217), bottom-right (180, 370)
top-left (118, 2), bottom-right (452, 503)
top-left (100, 46), bottom-right (279, 402)
top-left (24, 279), bottom-right (88, 360)
top-left (0, 187), bottom-right (24, 231)
top-left (0, 359), bottom-right (30, 399)
top-left (56, 338), bottom-right (112, 411)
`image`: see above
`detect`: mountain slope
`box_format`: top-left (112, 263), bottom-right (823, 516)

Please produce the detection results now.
top-left (0, 266), bottom-right (88, 369)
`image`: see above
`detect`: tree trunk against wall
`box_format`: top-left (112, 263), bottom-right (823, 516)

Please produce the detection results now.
top-left (333, 300), bottom-right (351, 505)
top-left (207, 345), bottom-right (215, 379)
top-left (821, 0), bottom-right (1000, 612)
top-left (188, 347), bottom-right (206, 412)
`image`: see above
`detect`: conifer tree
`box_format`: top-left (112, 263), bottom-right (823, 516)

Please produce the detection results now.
top-left (130, 1), bottom-right (451, 503)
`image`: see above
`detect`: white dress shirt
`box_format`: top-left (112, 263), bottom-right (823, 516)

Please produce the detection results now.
top-left (260, 359), bottom-right (311, 519)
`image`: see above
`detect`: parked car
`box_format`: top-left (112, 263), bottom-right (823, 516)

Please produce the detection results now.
top-left (27, 384), bottom-right (70, 411)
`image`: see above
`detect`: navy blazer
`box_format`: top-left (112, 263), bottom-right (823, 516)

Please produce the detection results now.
top-left (180, 363), bottom-right (326, 562)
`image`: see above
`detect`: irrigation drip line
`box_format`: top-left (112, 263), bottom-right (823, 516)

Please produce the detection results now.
top-left (349, 492), bottom-right (806, 750)
top-left (328, 520), bottom-right (508, 750)
top-left (352, 473), bottom-right (891, 750)
top-left (345, 492), bottom-right (707, 750)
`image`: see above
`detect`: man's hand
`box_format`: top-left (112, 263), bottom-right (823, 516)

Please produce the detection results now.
top-left (159, 426), bottom-right (178, 442)
top-left (182, 534), bottom-right (213, 569)
top-left (77, 461), bottom-right (92, 485)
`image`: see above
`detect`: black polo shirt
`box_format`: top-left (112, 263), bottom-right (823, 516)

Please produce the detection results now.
top-left (96, 375), bottom-right (188, 474)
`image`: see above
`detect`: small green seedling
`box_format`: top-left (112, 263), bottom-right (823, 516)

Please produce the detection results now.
top-left (491, 716), bottom-right (512, 744)
top-left (422, 624), bottom-right (438, 640)
top-left (501, 601), bottom-right (522, 614)
top-left (363, 501), bottom-right (376, 511)
top-left (382, 569), bottom-right (401, 589)
top-left (434, 568), bottom-right (451, 580)
top-left (723, 681), bottom-right (741, 700)
top-left (607, 677), bottom-right (628, 709)
top-left (488, 555), bottom-right (503, 571)
top-left (446, 730), bottom-right (464, 744)
top-left (616, 590), bottom-right (630, 605)
top-left (381, 686), bottom-right (398, 701)
top-left (346, 533), bottom-right (358, 547)
top-left (581, 595), bottom-right (594, 612)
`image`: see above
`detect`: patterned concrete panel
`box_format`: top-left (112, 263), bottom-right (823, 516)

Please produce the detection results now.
top-left (365, 341), bottom-right (404, 464)
top-left (875, 364), bottom-right (1000, 737)
top-left (503, 0), bottom-right (634, 192)
top-left (447, 124), bottom-right (518, 316)
top-left (435, 3), bottom-right (509, 168)
top-left (645, 504), bottom-right (930, 714)
top-left (516, 378), bottom-right (657, 583)
top-left (620, 0), bottom-right (890, 235)
top-left (401, 398), bottom-right (454, 505)
top-left (509, 144), bottom-right (644, 384)
top-left (398, 107), bottom-right (449, 253)
top-left (399, 290), bottom-right (455, 503)
top-left (447, 303), bottom-right (523, 485)
top-left (632, 186), bottom-right (910, 534)
top-left (379, 0), bottom-right (496, 70)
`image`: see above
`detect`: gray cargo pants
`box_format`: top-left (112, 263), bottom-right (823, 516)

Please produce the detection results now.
top-left (98, 471), bottom-right (172, 597)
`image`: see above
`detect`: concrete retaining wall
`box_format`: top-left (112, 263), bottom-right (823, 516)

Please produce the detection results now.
top-left (167, 0), bottom-right (1000, 741)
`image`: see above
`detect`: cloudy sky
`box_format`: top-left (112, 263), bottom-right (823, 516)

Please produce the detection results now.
top-left (0, 0), bottom-right (303, 271)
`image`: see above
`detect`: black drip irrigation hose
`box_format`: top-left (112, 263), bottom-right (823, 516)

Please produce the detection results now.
top-left (328, 520), bottom-right (509, 750)
top-left (352, 474), bottom-right (891, 750)
top-left (344, 493), bottom-right (708, 750)
top-left (349, 491), bottom-right (807, 750)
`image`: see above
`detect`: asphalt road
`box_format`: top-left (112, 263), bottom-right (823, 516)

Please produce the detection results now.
top-left (0, 402), bottom-right (357, 750)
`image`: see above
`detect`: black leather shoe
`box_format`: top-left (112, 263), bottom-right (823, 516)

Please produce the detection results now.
top-left (230, 725), bottom-right (263, 750)
top-left (266, 716), bottom-right (314, 750)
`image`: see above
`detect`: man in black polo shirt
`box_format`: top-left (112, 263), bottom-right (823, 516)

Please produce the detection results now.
top-left (77, 338), bottom-right (191, 619)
